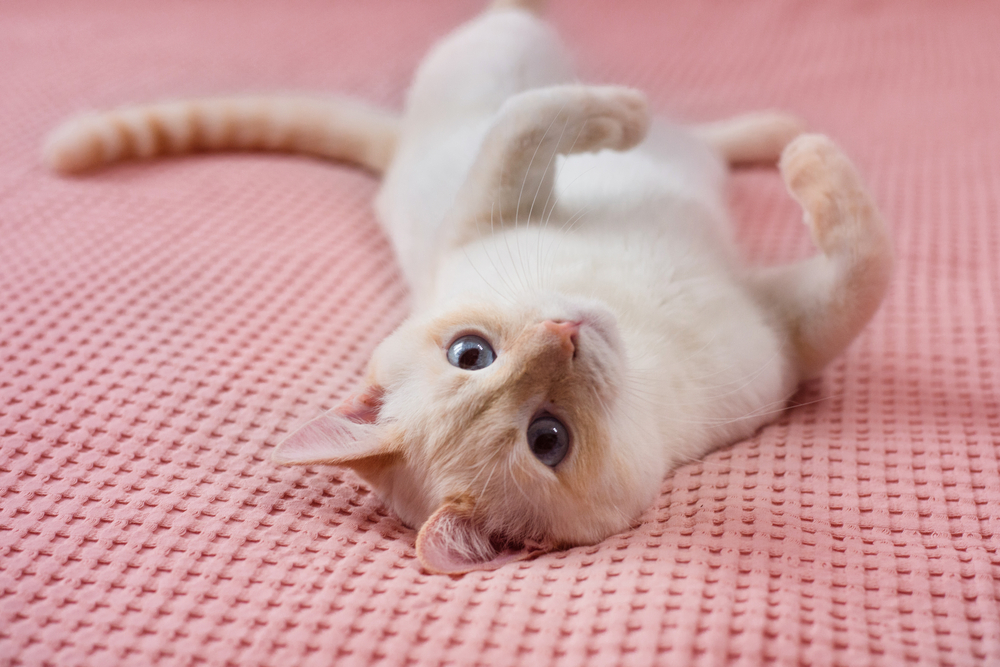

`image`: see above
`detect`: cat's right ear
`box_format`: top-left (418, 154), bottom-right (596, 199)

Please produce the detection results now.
top-left (272, 384), bottom-right (391, 465)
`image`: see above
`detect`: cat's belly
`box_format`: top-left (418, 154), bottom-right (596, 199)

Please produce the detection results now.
top-left (554, 121), bottom-right (731, 251)
top-left (378, 117), bottom-right (732, 300)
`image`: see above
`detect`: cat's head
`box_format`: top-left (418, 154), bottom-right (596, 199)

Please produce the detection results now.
top-left (273, 293), bottom-right (661, 573)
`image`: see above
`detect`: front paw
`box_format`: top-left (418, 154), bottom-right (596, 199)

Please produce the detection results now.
top-left (574, 86), bottom-right (649, 153)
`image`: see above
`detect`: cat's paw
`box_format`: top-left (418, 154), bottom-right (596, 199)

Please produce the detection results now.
top-left (780, 133), bottom-right (874, 253)
top-left (506, 84), bottom-right (650, 156)
top-left (571, 86), bottom-right (649, 153)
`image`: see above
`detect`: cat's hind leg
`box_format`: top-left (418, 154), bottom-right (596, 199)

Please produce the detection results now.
top-left (403, 6), bottom-right (570, 129)
top-left (751, 134), bottom-right (892, 379)
top-left (446, 85), bottom-right (650, 246)
top-left (694, 111), bottom-right (805, 167)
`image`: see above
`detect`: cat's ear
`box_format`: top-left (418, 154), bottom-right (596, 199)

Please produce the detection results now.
top-left (415, 499), bottom-right (549, 575)
top-left (272, 384), bottom-right (389, 465)
top-left (334, 382), bottom-right (384, 424)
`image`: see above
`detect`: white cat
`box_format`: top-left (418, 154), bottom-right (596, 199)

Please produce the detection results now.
top-left (44, 0), bottom-right (892, 574)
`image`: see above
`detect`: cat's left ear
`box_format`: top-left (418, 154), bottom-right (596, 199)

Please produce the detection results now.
top-left (415, 499), bottom-right (549, 575)
top-left (272, 384), bottom-right (391, 465)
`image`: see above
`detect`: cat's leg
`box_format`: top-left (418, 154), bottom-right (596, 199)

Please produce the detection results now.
top-left (751, 134), bottom-right (892, 379)
top-left (446, 85), bottom-right (650, 246)
top-left (693, 111), bottom-right (805, 166)
top-left (403, 5), bottom-right (570, 130)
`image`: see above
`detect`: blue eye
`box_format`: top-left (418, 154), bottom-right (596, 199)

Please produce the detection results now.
top-left (527, 415), bottom-right (570, 467)
top-left (447, 335), bottom-right (495, 370)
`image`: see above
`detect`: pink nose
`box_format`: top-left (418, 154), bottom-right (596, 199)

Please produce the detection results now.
top-left (542, 319), bottom-right (581, 356)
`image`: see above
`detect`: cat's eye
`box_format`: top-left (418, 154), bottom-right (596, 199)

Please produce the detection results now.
top-left (446, 335), bottom-right (496, 370)
top-left (527, 415), bottom-right (570, 468)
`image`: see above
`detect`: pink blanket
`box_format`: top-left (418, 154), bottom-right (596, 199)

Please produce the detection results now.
top-left (2, 1), bottom-right (998, 665)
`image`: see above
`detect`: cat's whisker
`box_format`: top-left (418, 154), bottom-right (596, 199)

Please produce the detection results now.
top-left (532, 115), bottom-right (585, 291)
top-left (503, 450), bottom-right (535, 508)
top-left (620, 344), bottom-right (788, 428)
top-left (541, 199), bottom-right (592, 275)
top-left (465, 241), bottom-right (515, 306)
top-left (471, 456), bottom-right (504, 512)
top-left (533, 128), bottom-right (598, 289)
top-left (514, 104), bottom-right (569, 293)
top-left (489, 199), bottom-right (524, 298)
top-left (668, 391), bottom-right (839, 435)
top-left (494, 156), bottom-right (527, 294)
top-left (666, 347), bottom-right (785, 405)
top-left (634, 389), bottom-right (834, 429)
top-left (471, 210), bottom-right (519, 304)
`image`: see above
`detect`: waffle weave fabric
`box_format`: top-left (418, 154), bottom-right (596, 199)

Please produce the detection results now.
top-left (2, 1), bottom-right (999, 665)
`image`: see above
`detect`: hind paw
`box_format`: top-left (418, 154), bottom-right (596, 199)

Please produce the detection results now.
top-left (780, 133), bottom-right (874, 252)
top-left (695, 110), bottom-right (805, 165)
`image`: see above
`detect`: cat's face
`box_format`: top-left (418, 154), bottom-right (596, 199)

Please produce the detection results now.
top-left (274, 293), bottom-right (661, 573)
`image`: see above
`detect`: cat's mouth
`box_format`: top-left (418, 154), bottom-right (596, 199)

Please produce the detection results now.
top-left (573, 308), bottom-right (623, 356)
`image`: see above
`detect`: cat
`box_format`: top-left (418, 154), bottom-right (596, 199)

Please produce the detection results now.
top-left (44, 0), bottom-right (892, 574)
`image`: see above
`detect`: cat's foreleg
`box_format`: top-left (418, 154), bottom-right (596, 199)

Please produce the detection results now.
top-left (694, 111), bottom-right (804, 167)
top-left (750, 134), bottom-right (892, 379)
top-left (446, 85), bottom-right (650, 247)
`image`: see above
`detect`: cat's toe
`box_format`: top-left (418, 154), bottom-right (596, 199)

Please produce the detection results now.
top-left (565, 86), bottom-right (649, 153)
top-left (596, 87), bottom-right (649, 150)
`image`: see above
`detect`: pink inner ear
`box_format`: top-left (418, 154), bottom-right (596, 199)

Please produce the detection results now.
top-left (415, 504), bottom-right (549, 575)
top-left (272, 383), bottom-right (385, 465)
top-left (336, 384), bottom-right (384, 424)
top-left (272, 410), bottom-right (381, 465)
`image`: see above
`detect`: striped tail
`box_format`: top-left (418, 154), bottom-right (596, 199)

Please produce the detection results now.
top-left (43, 95), bottom-right (400, 175)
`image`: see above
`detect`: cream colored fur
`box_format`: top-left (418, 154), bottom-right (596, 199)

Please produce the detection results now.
top-left (44, 96), bottom-right (398, 173)
top-left (367, 7), bottom-right (889, 572)
top-left (45, 0), bottom-right (891, 574)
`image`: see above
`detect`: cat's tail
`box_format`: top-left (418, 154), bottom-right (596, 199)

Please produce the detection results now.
top-left (43, 95), bottom-right (400, 175)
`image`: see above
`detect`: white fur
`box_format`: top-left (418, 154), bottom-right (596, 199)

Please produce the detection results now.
top-left (44, 1), bottom-right (888, 572)
top-left (372, 10), bottom-right (796, 537)
top-left (264, 5), bottom-right (889, 572)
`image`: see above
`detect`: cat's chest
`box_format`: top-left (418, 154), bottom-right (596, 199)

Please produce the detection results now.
top-left (436, 223), bottom-right (731, 312)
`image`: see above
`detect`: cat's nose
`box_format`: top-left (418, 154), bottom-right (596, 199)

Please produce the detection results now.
top-left (541, 319), bottom-right (581, 357)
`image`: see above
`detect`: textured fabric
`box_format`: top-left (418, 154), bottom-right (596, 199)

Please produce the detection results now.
top-left (2, 1), bottom-right (999, 665)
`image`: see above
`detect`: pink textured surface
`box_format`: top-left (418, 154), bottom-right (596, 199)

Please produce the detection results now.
top-left (2, 1), bottom-right (999, 665)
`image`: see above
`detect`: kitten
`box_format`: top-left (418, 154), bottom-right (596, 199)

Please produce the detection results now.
top-left (45, 0), bottom-right (892, 574)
